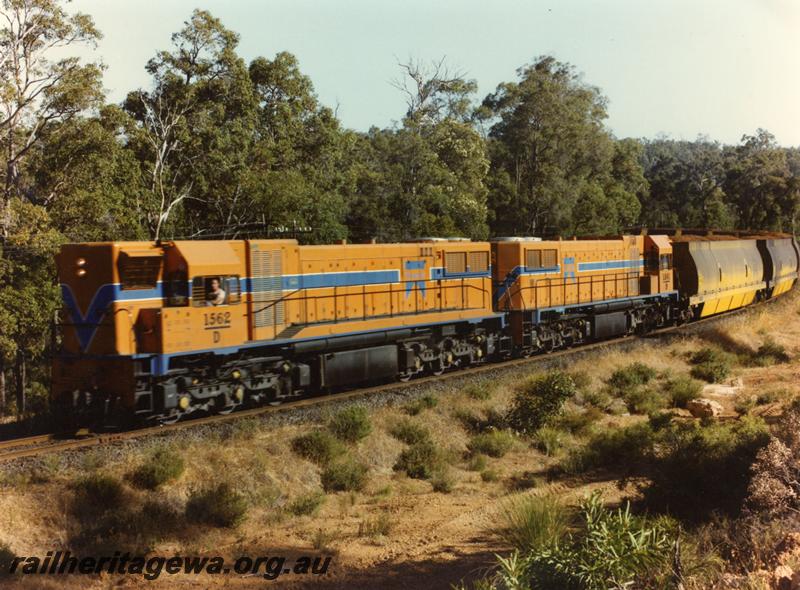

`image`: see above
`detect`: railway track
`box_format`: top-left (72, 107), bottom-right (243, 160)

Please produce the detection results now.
top-left (0, 299), bottom-right (779, 463)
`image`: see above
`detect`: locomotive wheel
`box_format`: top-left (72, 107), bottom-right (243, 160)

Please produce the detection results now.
top-left (159, 413), bottom-right (181, 426)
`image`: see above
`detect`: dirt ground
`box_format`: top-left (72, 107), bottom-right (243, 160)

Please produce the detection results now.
top-left (0, 291), bottom-right (798, 589)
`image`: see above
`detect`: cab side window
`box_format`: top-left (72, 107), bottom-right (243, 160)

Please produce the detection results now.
top-left (165, 271), bottom-right (189, 307)
top-left (192, 275), bottom-right (241, 307)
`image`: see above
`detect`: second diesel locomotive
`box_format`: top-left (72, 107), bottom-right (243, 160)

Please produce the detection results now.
top-left (51, 231), bottom-right (799, 427)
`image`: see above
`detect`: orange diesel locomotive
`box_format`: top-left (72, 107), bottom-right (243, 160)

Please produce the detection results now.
top-left (53, 239), bottom-right (505, 425)
top-left (52, 232), bottom-right (798, 427)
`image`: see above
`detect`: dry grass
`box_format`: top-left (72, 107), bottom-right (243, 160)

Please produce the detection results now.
top-left (0, 290), bottom-right (797, 588)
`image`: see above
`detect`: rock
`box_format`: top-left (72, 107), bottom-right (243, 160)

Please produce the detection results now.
top-left (774, 565), bottom-right (794, 590)
top-left (686, 398), bottom-right (724, 419)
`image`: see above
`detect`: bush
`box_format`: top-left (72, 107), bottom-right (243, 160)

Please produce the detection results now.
top-left (561, 423), bottom-right (655, 475)
top-left (607, 362), bottom-right (657, 394)
top-left (528, 492), bottom-right (673, 589)
top-left (388, 419), bottom-right (432, 445)
top-left (689, 347), bottom-right (733, 383)
top-left (431, 469), bottom-right (455, 493)
top-left (533, 426), bottom-right (566, 457)
top-left (404, 394), bottom-right (438, 415)
top-left (467, 430), bottom-right (515, 458)
top-left (291, 430), bottom-right (344, 466)
top-left (130, 447), bottom-right (185, 490)
top-left (480, 468), bottom-right (500, 482)
top-left (358, 513), bottom-right (393, 538)
top-left (466, 453), bottom-right (488, 471)
top-left (73, 473), bottom-right (124, 513)
top-left (321, 458), bottom-right (368, 492)
top-left (288, 492), bottom-right (326, 516)
top-left (690, 363), bottom-right (730, 383)
top-left (328, 406), bottom-right (372, 443)
top-left (582, 388), bottom-right (613, 411)
top-left (666, 375), bottom-right (703, 408)
top-left (556, 406), bottom-right (602, 436)
top-left (753, 338), bottom-right (790, 366)
top-left (186, 483), bottom-right (248, 527)
top-left (623, 386), bottom-right (665, 415)
top-left (507, 371), bottom-right (576, 435)
top-left (394, 440), bottom-right (442, 479)
top-left (643, 416), bottom-right (770, 520)
top-left (496, 493), bottom-right (571, 553)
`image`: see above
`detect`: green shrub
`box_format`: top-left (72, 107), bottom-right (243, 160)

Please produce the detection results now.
top-left (690, 363), bottom-right (730, 383)
top-left (753, 338), bottom-right (790, 366)
top-left (496, 493), bottom-right (571, 553)
top-left (358, 513), bottom-right (393, 538)
top-left (561, 423), bottom-right (655, 475)
top-left (431, 469), bottom-right (455, 493)
top-left (480, 469), bottom-right (500, 482)
top-left (623, 386), bottom-right (665, 415)
top-left (507, 371), bottom-right (576, 435)
top-left (394, 440), bottom-right (442, 479)
top-left (556, 406), bottom-right (602, 436)
top-left (291, 430), bottom-right (344, 465)
top-left (648, 411), bottom-right (674, 431)
top-left (73, 473), bottom-right (124, 513)
top-left (186, 482), bottom-right (248, 528)
top-left (734, 396), bottom-right (757, 415)
top-left (130, 447), bottom-right (185, 490)
top-left (404, 394), bottom-right (438, 415)
top-left (329, 406), bottom-right (372, 443)
top-left (689, 347), bottom-right (733, 383)
top-left (288, 492), bottom-right (326, 516)
top-left (528, 492), bottom-right (673, 589)
top-left (466, 453), bottom-right (488, 471)
top-left (582, 388), bottom-right (613, 411)
top-left (756, 389), bottom-right (785, 405)
top-left (607, 362), bottom-right (657, 394)
top-left (321, 458), bottom-right (368, 492)
top-left (467, 430), bottom-right (515, 458)
top-left (533, 426), bottom-right (565, 456)
top-left (642, 416), bottom-right (770, 520)
top-left (666, 375), bottom-right (703, 408)
top-left (388, 418), bottom-right (432, 445)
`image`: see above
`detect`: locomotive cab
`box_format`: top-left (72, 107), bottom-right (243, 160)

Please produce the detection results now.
top-left (643, 234), bottom-right (673, 294)
top-left (136, 241), bottom-right (247, 354)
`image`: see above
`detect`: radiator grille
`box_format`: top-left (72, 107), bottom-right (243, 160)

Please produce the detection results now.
top-left (469, 251), bottom-right (489, 273)
top-left (251, 247), bottom-right (284, 328)
top-left (445, 252), bottom-right (466, 274)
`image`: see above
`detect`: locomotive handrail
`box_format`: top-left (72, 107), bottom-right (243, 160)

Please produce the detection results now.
top-left (499, 271), bottom-right (641, 313)
top-left (252, 280), bottom-right (491, 334)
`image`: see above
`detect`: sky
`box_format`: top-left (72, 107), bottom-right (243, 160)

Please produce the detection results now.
top-left (69, 0), bottom-right (800, 146)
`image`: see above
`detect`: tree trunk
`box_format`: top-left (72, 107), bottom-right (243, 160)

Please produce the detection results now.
top-left (14, 351), bottom-right (25, 417)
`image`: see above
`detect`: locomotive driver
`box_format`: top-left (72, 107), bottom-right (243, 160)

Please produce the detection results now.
top-left (207, 278), bottom-right (226, 306)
